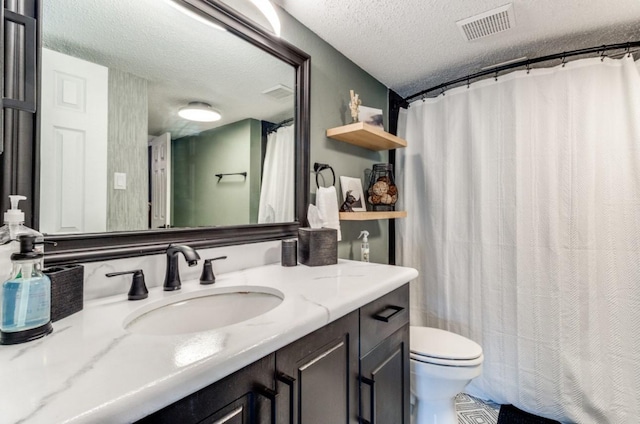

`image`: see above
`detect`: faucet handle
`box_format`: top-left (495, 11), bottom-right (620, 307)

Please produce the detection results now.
top-left (200, 256), bottom-right (227, 285)
top-left (106, 270), bottom-right (149, 301)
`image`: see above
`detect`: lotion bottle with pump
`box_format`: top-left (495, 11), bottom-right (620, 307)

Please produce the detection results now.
top-left (0, 196), bottom-right (44, 284)
top-left (358, 230), bottom-right (370, 262)
top-left (0, 234), bottom-right (53, 345)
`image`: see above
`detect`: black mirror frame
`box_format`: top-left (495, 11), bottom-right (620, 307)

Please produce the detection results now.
top-left (33, 0), bottom-right (310, 265)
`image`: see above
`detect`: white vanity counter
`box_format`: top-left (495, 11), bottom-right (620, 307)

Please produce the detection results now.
top-left (0, 260), bottom-right (418, 424)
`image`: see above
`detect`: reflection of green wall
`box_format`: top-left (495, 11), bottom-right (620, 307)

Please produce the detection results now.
top-left (248, 119), bottom-right (262, 222)
top-left (172, 119), bottom-right (262, 227)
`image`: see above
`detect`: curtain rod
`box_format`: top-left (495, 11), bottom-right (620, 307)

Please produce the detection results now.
top-left (402, 41), bottom-right (640, 104)
top-left (266, 117), bottom-right (294, 133)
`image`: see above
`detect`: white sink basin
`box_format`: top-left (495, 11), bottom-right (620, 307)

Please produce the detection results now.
top-left (123, 286), bottom-right (284, 336)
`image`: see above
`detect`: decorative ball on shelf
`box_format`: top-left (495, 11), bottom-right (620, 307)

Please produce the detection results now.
top-left (387, 185), bottom-right (398, 196)
top-left (372, 181), bottom-right (389, 196)
top-left (380, 193), bottom-right (393, 204)
top-left (370, 194), bottom-right (382, 204)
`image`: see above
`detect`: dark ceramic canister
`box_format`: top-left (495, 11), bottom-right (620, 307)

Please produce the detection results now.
top-left (281, 239), bottom-right (298, 266)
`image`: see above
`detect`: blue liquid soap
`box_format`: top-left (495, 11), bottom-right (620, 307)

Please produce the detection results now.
top-left (2, 262), bottom-right (51, 332)
top-left (0, 234), bottom-right (52, 344)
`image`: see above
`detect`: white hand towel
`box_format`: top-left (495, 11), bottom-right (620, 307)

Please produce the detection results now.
top-left (316, 186), bottom-right (342, 241)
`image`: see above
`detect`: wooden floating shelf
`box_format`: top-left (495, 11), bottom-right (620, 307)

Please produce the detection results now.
top-left (339, 211), bottom-right (407, 221)
top-left (326, 122), bottom-right (407, 151)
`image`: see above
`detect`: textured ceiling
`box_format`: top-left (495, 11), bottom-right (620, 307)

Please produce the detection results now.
top-left (275, 0), bottom-right (640, 99)
top-left (42, 0), bottom-right (294, 139)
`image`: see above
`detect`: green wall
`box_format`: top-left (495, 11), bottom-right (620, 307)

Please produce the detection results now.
top-left (279, 10), bottom-right (391, 263)
top-left (172, 119), bottom-right (262, 227)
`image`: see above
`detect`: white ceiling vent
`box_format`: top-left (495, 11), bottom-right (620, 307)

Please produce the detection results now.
top-left (262, 84), bottom-right (293, 100)
top-left (457, 3), bottom-right (515, 42)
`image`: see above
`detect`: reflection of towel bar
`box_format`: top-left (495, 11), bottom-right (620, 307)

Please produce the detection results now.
top-left (215, 172), bottom-right (247, 182)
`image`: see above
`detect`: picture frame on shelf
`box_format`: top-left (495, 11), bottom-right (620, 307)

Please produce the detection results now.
top-left (339, 176), bottom-right (367, 212)
top-left (358, 106), bottom-right (384, 128)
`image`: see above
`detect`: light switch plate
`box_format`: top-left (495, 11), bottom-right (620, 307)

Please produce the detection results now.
top-left (114, 172), bottom-right (127, 190)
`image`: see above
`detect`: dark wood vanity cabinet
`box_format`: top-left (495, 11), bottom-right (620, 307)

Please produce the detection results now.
top-left (275, 311), bottom-right (360, 424)
top-left (359, 284), bottom-right (411, 424)
top-left (138, 354), bottom-right (276, 424)
top-left (136, 284), bottom-right (410, 424)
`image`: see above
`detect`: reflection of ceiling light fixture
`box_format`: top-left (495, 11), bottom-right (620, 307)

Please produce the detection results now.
top-left (178, 102), bottom-right (222, 122)
top-left (249, 0), bottom-right (281, 37)
top-left (166, 0), bottom-right (226, 32)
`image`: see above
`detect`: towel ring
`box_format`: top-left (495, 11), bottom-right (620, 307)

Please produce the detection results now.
top-left (314, 162), bottom-right (335, 188)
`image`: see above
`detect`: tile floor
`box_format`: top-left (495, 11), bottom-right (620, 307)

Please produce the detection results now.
top-left (455, 393), bottom-right (500, 424)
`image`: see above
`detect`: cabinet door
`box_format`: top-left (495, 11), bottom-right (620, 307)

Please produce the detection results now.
top-left (136, 354), bottom-right (275, 424)
top-left (360, 325), bottom-right (410, 424)
top-left (276, 311), bottom-right (359, 424)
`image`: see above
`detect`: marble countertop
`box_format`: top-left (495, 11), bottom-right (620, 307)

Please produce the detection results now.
top-left (0, 260), bottom-right (418, 424)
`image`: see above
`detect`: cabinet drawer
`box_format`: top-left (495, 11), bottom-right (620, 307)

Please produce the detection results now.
top-left (360, 284), bottom-right (409, 356)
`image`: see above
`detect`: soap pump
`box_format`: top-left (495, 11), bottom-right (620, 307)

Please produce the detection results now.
top-left (0, 195), bottom-right (44, 284)
top-left (358, 230), bottom-right (370, 262)
top-left (0, 195), bottom-right (42, 242)
top-left (0, 234), bottom-right (53, 345)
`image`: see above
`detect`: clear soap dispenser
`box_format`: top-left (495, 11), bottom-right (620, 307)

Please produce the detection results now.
top-left (0, 195), bottom-right (44, 284)
top-left (0, 235), bottom-right (53, 345)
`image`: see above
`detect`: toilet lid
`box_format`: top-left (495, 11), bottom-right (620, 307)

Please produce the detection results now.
top-left (410, 326), bottom-right (483, 361)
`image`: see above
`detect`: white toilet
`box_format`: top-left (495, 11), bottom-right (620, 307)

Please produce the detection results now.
top-left (410, 326), bottom-right (484, 424)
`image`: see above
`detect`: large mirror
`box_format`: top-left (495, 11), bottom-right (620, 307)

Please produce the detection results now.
top-left (35, 0), bottom-right (310, 264)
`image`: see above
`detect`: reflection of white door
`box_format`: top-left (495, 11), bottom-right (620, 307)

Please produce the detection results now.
top-left (40, 48), bottom-right (108, 234)
top-left (149, 133), bottom-right (171, 228)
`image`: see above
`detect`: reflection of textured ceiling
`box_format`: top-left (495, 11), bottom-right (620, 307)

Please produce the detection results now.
top-left (276, 0), bottom-right (640, 98)
top-left (42, 0), bottom-right (294, 139)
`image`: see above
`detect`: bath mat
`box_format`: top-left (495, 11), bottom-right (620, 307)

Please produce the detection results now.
top-left (456, 393), bottom-right (499, 424)
top-left (497, 405), bottom-right (560, 424)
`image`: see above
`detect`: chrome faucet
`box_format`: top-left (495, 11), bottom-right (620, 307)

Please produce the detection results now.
top-left (164, 244), bottom-right (201, 291)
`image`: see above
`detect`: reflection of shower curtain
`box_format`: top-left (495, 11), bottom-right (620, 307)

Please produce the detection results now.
top-left (258, 125), bottom-right (295, 223)
top-left (397, 57), bottom-right (640, 423)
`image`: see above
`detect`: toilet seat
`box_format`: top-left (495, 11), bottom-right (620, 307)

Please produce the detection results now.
top-left (410, 326), bottom-right (483, 367)
top-left (411, 351), bottom-right (484, 367)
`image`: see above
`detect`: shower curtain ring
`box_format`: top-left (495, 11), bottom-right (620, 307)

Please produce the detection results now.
top-left (526, 61), bottom-right (531, 74)
top-left (466, 76), bottom-right (470, 89)
top-left (422, 94), bottom-right (426, 102)
top-left (494, 71), bottom-right (499, 81)
top-left (561, 54), bottom-right (566, 67)
top-left (440, 86), bottom-right (446, 96)
top-left (626, 43), bottom-right (631, 58)
top-left (600, 46), bottom-right (607, 61)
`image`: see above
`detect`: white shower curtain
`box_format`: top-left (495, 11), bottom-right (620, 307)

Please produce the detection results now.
top-left (258, 124), bottom-right (295, 223)
top-left (397, 57), bottom-right (640, 423)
